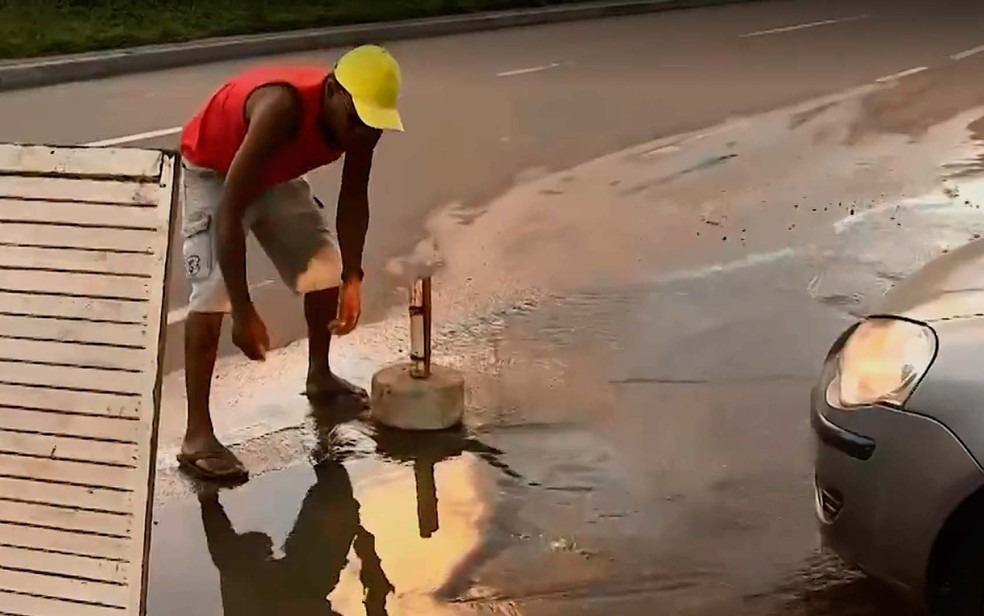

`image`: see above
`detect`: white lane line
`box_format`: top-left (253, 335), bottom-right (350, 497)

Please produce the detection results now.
top-left (167, 280), bottom-right (275, 326)
top-left (874, 66), bottom-right (928, 83)
top-left (655, 248), bottom-right (797, 284)
top-left (84, 126), bottom-right (181, 147)
top-left (952, 44), bottom-right (984, 61)
top-left (496, 62), bottom-right (561, 77)
top-left (739, 14), bottom-right (868, 38)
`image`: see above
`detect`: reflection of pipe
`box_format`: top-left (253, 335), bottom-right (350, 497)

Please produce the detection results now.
top-left (414, 460), bottom-right (439, 538)
top-left (409, 277), bottom-right (432, 379)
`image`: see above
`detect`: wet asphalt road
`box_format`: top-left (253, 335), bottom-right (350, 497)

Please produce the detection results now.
top-left (8, 0), bottom-right (984, 614)
top-left (3, 0), bottom-right (984, 373)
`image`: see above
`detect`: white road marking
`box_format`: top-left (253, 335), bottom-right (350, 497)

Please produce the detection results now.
top-left (643, 144), bottom-right (682, 157)
top-left (496, 62), bottom-right (561, 77)
top-left (951, 44), bottom-right (984, 61)
top-left (84, 126), bottom-right (182, 147)
top-left (874, 66), bottom-right (928, 83)
top-left (739, 14), bottom-right (868, 38)
top-left (166, 280), bottom-right (275, 326)
top-left (655, 248), bottom-right (797, 284)
top-left (687, 118), bottom-right (751, 142)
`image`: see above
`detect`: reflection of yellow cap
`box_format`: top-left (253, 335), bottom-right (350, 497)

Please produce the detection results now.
top-left (334, 45), bottom-right (404, 132)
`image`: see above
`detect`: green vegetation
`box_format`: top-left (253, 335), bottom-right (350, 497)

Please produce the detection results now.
top-left (0, 0), bottom-right (586, 59)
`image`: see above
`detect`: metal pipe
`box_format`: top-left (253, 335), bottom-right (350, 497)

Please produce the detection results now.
top-left (409, 277), bottom-right (432, 378)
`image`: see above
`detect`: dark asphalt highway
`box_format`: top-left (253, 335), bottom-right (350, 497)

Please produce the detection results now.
top-left (3, 0), bottom-right (984, 373)
top-left (6, 0), bottom-right (984, 614)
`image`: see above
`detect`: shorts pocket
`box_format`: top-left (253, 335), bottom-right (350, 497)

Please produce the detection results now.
top-left (182, 214), bottom-right (214, 283)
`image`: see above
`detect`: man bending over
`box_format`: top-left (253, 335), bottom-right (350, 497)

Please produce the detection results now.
top-left (177, 45), bottom-right (403, 481)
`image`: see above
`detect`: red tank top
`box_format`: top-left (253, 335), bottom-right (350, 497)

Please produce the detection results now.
top-left (180, 66), bottom-right (344, 190)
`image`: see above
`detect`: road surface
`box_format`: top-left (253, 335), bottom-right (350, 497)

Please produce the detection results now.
top-left (3, 0), bottom-right (984, 374)
top-left (5, 0), bottom-right (984, 613)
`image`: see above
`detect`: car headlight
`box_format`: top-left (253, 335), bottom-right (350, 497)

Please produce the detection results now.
top-left (827, 317), bottom-right (937, 409)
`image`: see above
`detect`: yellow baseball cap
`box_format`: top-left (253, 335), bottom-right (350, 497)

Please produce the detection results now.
top-left (334, 45), bottom-right (404, 132)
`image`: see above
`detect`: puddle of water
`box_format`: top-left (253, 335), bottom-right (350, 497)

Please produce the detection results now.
top-left (746, 552), bottom-right (918, 616)
top-left (148, 418), bottom-right (508, 616)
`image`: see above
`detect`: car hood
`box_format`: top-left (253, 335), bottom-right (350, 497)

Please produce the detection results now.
top-left (878, 239), bottom-right (984, 323)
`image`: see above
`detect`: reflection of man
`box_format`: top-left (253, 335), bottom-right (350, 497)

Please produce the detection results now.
top-left (199, 459), bottom-right (394, 616)
top-left (199, 503), bottom-right (279, 615)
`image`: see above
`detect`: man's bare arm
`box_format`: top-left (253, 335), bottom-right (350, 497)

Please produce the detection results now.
top-left (336, 130), bottom-right (380, 282)
top-left (216, 88), bottom-right (299, 312)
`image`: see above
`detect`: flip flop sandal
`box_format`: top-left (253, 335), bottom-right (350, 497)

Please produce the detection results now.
top-left (177, 450), bottom-right (249, 482)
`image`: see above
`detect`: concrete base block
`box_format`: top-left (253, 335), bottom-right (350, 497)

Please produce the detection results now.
top-left (370, 363), bottom-right (466, 431)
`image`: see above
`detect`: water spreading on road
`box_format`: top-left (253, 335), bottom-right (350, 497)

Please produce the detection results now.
top-left (148, 74), bottom-right (984, 615)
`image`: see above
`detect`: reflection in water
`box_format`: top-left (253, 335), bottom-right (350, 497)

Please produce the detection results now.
top-left (364, 418), bottom-right (521, 541)
top-left (200, 457), bottom-right (393, 616)
top-left (416, 461), bottom-right (439, 538)
top-left (196, 400), bottom-right (514, 616)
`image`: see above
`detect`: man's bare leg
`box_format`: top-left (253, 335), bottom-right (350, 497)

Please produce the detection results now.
top-left (305, 287), bottom-right (369, 401)
top-left (179, 312), bottom-right (247, 480)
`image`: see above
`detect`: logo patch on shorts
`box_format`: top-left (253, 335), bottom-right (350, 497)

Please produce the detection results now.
top-left (185, 255), bottom-right (202, 278)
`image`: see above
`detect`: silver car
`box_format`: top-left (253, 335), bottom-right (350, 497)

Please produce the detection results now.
top-left (813, 239), bottom-right (984, 615)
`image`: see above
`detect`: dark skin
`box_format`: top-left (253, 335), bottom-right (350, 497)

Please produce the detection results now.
top-left (180, 76), bottom-right (382, 480)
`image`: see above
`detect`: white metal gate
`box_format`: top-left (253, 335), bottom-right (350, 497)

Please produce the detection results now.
top-left (0, 144), bottom-right (176, 615)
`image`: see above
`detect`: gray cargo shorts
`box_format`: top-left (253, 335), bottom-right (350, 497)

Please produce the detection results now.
top-left (179, 160), bottom-right (342, 314)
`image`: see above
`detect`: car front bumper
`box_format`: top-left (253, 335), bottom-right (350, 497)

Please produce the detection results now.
top-left (812, 364), bottom-right (984, 604)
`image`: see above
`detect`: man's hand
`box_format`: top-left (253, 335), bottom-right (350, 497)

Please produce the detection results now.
top-left (330, 279), bottom-right (362, 336)
top-left (231, 305), bottom-right (270, 360)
